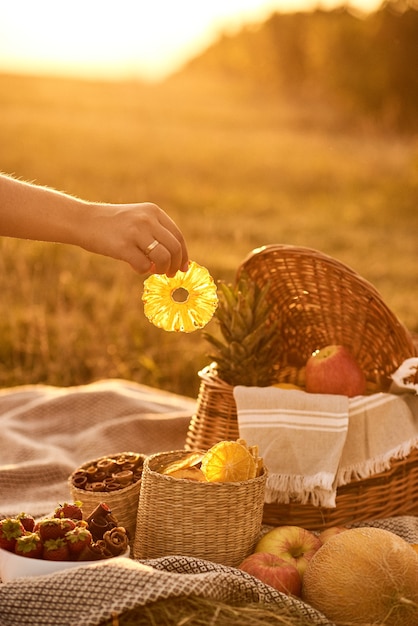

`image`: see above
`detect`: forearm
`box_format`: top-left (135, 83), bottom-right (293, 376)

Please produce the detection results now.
top-left (0, 173), bottom-right (88, 246)
top-left (0, 173), bottom-right (189, 275)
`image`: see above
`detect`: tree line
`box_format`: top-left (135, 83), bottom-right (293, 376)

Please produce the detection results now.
top-left (184, 0), bottom-right (418, 132)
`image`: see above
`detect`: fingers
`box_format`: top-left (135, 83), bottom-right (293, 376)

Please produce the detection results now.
top-left (142, 240), bottom-right (187, 277)
top-left (91, 202), bottom-right (189, 276)
top-left (153, 210), bottom-right (189, 275)
top-left (139, 206), bottom-right (188, 276)
top-left (121, 203), bottom-right (188, 276)
top-left (143, 233), bottom-right (184, 277)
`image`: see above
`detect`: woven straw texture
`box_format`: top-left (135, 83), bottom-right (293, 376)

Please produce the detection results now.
top-left (134, 450), bottom-right (267, 566)
top-left (238, 244), bottom-right (417, 385)
top-left (263, 446), bottom-right (418, 529)
top-left (185, 244), bottom-right (418, 529)
top-left (69, 453), bottom-right (146, 543)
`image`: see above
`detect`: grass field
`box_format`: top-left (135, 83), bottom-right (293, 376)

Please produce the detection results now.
top-left (0, 71), bottom-right (417, 397)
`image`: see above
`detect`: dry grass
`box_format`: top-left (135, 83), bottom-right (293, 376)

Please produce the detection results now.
top-left (0, 71), bottom-right (417, 396)
top-left (99, 595), bottom-right (324, 626)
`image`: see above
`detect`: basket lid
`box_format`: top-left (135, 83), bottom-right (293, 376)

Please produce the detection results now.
top-left (238, 244), bottom-right (417, 389)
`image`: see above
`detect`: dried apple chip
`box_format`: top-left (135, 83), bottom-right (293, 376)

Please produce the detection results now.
top-left (161, 452), bottom-right (205, 476)
top-left (167, 467), bottom-right (207, 482)
top-left (142, 261), bottom-right (218, 333)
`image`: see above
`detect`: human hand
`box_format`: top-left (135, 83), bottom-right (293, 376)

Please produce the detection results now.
top-left (83, 202), bottom-right (189, 276)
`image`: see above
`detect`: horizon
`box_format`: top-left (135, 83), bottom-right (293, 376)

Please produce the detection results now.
top-left (0, 0), bottom-right (383, 82)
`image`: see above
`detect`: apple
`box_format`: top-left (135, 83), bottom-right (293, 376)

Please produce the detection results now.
top-left (305, 344), bottom-right (366, 397)
top-left (318, 526), bottom-right (348, 544)
top-left (254, 525), bottom-right (322, 577)
top-left (238, 552), bottom-right (302, 596)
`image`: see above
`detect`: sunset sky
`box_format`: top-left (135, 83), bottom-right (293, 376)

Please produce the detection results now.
top-left (0, 0), bottom-right (383, 81)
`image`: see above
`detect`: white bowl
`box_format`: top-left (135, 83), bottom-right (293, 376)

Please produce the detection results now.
top-left (0, 546), bottom-right (130, 582)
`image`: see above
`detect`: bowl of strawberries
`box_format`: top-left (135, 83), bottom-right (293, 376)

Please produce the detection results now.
top-left (0, 501), bottom-right (130, 582)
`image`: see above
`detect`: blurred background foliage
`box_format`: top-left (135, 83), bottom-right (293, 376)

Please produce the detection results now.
top-left (184, 0), bottom-right (418, 132)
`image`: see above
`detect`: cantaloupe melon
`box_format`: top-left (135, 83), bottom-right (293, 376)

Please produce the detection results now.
top-left (302, 527), bottom-right (418, 625)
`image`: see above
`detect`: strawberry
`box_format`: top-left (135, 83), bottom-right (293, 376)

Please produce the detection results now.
top-left (15, 532), bottom-right (43, 559)
top-left (43, 537), bottom-right (70, 561)
top-left (75, 520), bottom-right (89, 529)
top-left (17, 512), bottom-right (36, 533)
top-left (36, 518), bottom-right (63, 541)
top-left (65, 526), bottom-right (92, 558)
top-left (54, 502), bottom-right (83, 521)
top-left (36, 517), bottom-right (76, 541)
top-left (0, 518), bottom-right (25, 552)
top-left (59, 517), bottom-right (77, 535)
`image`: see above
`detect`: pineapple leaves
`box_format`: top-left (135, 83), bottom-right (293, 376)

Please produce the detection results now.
top-left (203, 273), bottom-right (280, 387)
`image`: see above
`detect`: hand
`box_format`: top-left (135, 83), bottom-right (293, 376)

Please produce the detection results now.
top-left (82, 202), bottom-right (189, 276)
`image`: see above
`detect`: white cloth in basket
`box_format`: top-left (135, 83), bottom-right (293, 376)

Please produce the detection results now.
top-left (234, 384), bottom-right (418, 508)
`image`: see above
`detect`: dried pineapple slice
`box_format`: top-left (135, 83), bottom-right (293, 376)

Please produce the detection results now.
top-left (142, 261), bottom-right (218, 333)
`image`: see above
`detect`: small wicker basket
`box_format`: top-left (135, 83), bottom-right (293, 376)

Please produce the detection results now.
top-left (69, 452), bottom-right (146, 543)
top-left (133, 450), bottom-right (267, 566)
top-left (185, 244), bottom-right (418, 529)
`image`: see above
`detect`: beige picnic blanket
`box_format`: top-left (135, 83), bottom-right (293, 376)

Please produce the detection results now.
top-left (0, 379), bottom-right (195, 519)
top-left (1, 378), bottom-right (418, 626)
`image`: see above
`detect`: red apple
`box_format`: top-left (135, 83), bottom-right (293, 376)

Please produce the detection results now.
top-left (254, 525), bottom-right (322, 577)
top-left (238, 552), bottom-right (302, 596)
top-left (318, 526), bottom-right (348, 544)
top-left (305, 344), bottom-right (366, 397)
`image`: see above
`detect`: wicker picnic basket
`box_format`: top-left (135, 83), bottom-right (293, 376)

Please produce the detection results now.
top-left (133, 449), bottom-right (267, 566)
top-left (185, 244), bottom-right (418, 530)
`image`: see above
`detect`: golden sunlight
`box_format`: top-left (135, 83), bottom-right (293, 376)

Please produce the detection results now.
top-left (0, 0), bottom-right (383, 81)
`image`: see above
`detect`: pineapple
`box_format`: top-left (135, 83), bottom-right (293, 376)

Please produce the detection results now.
top-left (203, 273), bottom-right (280, 387)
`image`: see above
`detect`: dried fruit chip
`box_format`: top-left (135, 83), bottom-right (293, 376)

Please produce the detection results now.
top-left (167, 467), bottom-right (207, 482)
top-left (236, 439), bottom-right (264, 477)
top-left (161, 452), bottom-right (205, 476)
top-left (142, 261), bottom-right (218, 333)
top-left (200, 441), bottom-right (257, 483)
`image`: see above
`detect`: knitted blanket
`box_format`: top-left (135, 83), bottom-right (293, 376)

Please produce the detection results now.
top-left (1, 379), bottom-right (418, 626)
